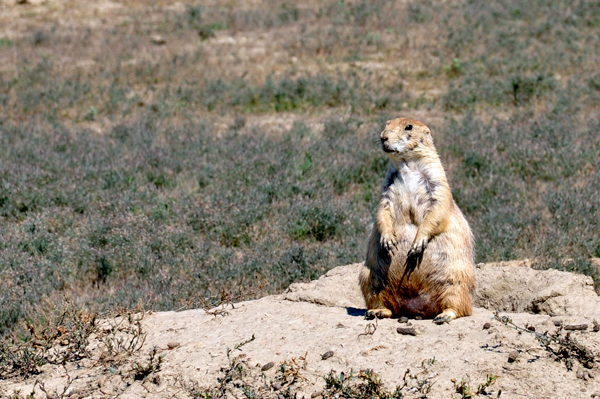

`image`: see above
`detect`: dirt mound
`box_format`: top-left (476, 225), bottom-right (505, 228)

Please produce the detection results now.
top-left (285, 261), bottom-right (600, 317)
top-left (2, 262), bottom-right (600, 398)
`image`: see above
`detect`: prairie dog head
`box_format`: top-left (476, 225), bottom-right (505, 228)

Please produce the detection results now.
top-left (380, 118), bottom-right (433, 160)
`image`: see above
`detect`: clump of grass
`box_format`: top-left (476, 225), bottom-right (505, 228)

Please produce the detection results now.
top-left (452, 374), bottom-right (499, 398)
top-left (190, 335), bottom-right (261, 398)
top-left (0, 297), bottom-right (147, 379)
top-left (98, 306), bottom-right (146, 358)
top-left (290, 205), bottom-right (343, 242)
top-left (0, 38), bottom-right (13, 47)
top-left (495, 314), bottom-right (598, 371)
top-left (132, 346), bottom-right (163, 382)
top-left (31, 30), bottom-right (49, 46)
top-left (0, 342), bottom-right (44, 379)
top-left (190, 341), bottom-right (432, 399)
top-left (476, 374), bottom-right (498, 395)
top-left (0, 299), bottom-right (94, 378)
top-left (323, 360), bottom-right (438, 399)
top-left (323, 369), bottom-right (405, 399)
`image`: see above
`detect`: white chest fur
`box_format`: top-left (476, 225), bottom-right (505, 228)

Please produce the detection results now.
top-left (385, 160), bottom-right (440, 223)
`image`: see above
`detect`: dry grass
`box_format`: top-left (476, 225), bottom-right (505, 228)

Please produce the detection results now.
top-left (0, 0), bottom-right (599, 340)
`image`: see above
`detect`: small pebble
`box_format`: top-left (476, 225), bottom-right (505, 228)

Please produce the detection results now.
top-left (507, 350), bottom-right (519, 363)
top-left (98, 376), bottom-right (108, 388)
top-left (564, 324), bottom-right (588, 331)
top-left (261, 362), bottom-right (275, 371)
top-left (577, 368), bottom-right (593, 380)
top-left (321, 351), bottom-right (334, 360)
top-left (311, 391), bottom-right (323, 398)
top-left (527, 325), bottom-right (536, 332)
top-left (151, 35), bottom-right (166, 45)
top-left (167, 342), bottom-right (180, 350)
top-left (482, 322), bottom-right (491, 330)
top-left (397, 327), bottom-right (418, 336)
top-left (587, 369), bottom-right (595, 379)
top-left (399, 316), bottom-right (409, 324)
top-left (553, 320), bottom-right (563, 327)
top-left (593, 324), bottom-right (599, 332)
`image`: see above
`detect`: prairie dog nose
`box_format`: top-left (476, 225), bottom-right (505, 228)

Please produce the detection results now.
top-left (380, 130), bottom-right (391, 142)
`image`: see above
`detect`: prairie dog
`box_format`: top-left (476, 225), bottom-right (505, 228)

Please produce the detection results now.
top-left (359, 117), bottom-right (475, 324)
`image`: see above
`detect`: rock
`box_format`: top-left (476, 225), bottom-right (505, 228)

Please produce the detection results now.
top-left (475, 262), bottom-right (600, 317)
top-left (564, 324), bottom-right (588, 331)
top-left (397, 327), bottom-right (418, 336)
top-left (166, 342), bottom-right (180, 350)
top-left (284, 263), bottom-right (366, 309)
top-left (150, 35), bottom-right (166, 45)
top-left (261, 362), bottom-right (275, 371)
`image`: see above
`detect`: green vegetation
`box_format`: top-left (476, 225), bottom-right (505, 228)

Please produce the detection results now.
top-left (322, 369), bottom-right (406, 399)
top-left (1, 0), bottom-right (599, 340)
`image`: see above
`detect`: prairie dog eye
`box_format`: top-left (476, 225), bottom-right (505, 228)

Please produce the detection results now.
top-left (405, 124), bottom-right (413, 131)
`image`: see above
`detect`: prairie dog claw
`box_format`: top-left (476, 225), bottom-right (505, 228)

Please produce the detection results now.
top-left (408, 236), bottom-right (428, 258)
top-left (380, 234), bottom-right (397, 253)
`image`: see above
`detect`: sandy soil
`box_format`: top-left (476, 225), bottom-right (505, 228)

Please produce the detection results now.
top-left (2, 262), bottom-right (599, 398)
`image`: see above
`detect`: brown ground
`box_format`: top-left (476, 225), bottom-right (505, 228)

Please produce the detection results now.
top-left (2, 261), bottom-right (600, 398)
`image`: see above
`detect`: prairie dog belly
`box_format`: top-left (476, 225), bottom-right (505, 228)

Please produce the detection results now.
top-left (386, 164), bottom-right (433, 227)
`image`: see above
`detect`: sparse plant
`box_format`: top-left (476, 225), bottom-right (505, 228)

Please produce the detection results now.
top-left (83, 106), bottom-right (98, 121)
top-left (0, 299), bottom-right (96, 378)
top-left (452, 374), bottom-right (500, 398)
top-left (98, 305), bottom-right (146, 358)
top-left (453, 377), bottom-right (472, 399)
top-left (132, 346), bottom-right (163, 382)
top-left (476, 374), bottom-right (498, 395)
top-left (7, 388), bottom-right (37, 399)
top-left (0, 298), bottom-right (149, 380)
top-left (494, 314), bottom-right (598, 371)
top-left (323, 369), bottom-right (405, 399)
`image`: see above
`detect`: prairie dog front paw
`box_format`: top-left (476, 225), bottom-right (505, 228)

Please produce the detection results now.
top-left (407, 235), bottom-right (428, 258)
top-left (380, 232), bottom-right (397, 253)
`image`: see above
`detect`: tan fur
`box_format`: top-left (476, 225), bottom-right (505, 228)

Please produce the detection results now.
top-left (359, 118), bottom-right (476, 323)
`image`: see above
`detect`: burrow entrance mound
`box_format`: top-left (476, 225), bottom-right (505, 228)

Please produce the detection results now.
top-left (2, 261), bottom-right (600, 398)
